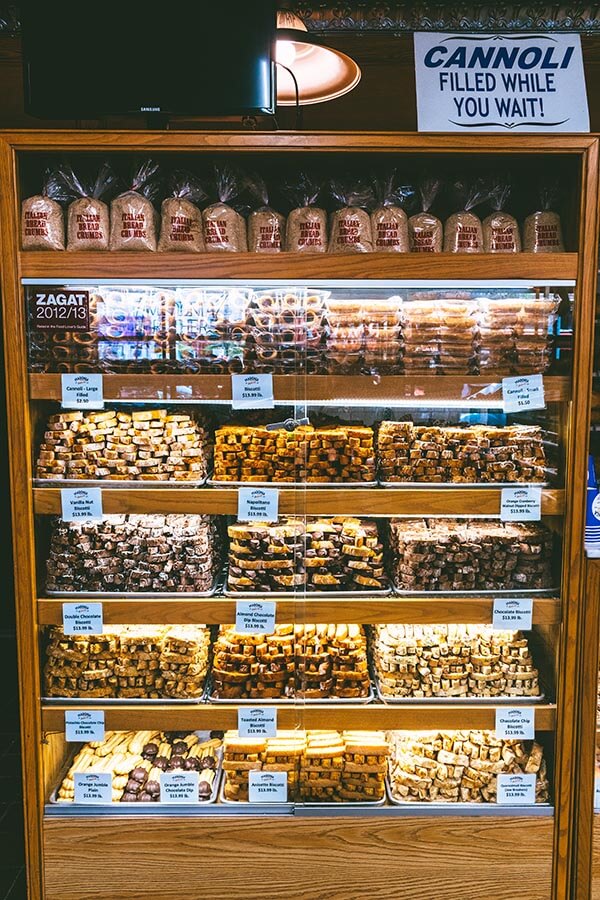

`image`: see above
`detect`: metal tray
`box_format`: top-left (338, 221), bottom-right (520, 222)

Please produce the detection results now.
top-left (224, 584), bottom-right (391, 599)
top-left (208, 478), bottom-right (378, 489)
top-left (218, 779), bottom-right (385, 808)
top-left (392, 581), bottom-right (557, 597)
top-left (42, 689), bottom-right (209, 707)
top-left (379, 481), bottom-right (550, 489)
top-left (48, 741), bottom-right (223, 811)
top-left (372, 677), bottom-right (546, 706)
top-left (207, 680), bottom-right (374, 705)
top-left (34, 477), bottom-right (208, 489)
top-left (47, 571), bottom-right (223, 600)
top-left (384, 779), bottom-right (552, 814)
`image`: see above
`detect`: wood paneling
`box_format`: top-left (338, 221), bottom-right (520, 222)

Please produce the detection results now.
top-left (43, 816), bottom-right (554, 900)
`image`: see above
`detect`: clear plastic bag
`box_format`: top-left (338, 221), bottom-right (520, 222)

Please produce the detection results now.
top-left (408, 179), bottom-right (443, 253)
top-left (444, 180), bottom-right (488, 253)
top-left (158, 171), bottom-right (206, 253)
top-left (202, 165), bottom-right (248, 252)
top-left (246, 174), bottom-right (285, 253)
top-left (21, 167), bottom-right (71, 251)
top-left (61, 162), bottom-right (118, 252)
top-left (370, 173), bottom-right (412, 253)
top-left (284, 173), bottom-right (328, 253)
top-left (328, 180), bottom-right (374, 253)
top-left (483, 181), bottom-right (521, 253)
top-left (523, 184), bottom-right (565, 253)
top-left (109, 159), bottom-right (160, 251)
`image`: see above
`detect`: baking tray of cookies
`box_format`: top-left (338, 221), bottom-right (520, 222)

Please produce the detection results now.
top-left (223, 585), bottom-right (392, 599)
top-left (218, 781), bottom-right (386, 808)
top-left (34, 476), bottom-right (208, 489)
top-left (208, 478), bottom-right (378, 489)
top-left (391, 581), bottom-right (557, 597)
top-left (41, 693), bottom-right (208, 706)
top-left (379, 481), bottom-right (551, 489)
top-left (384, 779), bottom-right (552, 814)
top-left (207, 682), bottom-right (375, 705)
top-left (46, 571), bottom-right (223, 600)
top-left (372, 680), bottom-right (546, 706)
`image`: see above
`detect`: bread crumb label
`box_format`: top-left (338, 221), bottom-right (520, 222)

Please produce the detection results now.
top-left (238, 707), bottom-right (277, 738)
top-left (237, 487), bottom-right (279, 522)
top-left (492, 597), bottom-right (533, 631)
top-left (61, 374), bottom-right (104, 410)
top-left (502, 374), bottom-right (545, 413)
top-left (74, 772), bottom-right (112, 804)
top-left (500, 486), bottom-right (542, 522)
top-left (62, 602), bottom-right (104, 635)
top-left (496, 773), bottom-right (536, 805)
top-left (231, 373), bottom-right (275, 409)
top-left (495, 707), bottom-right (535, 740)
top-left (235, 601), bottom-right (276, 635)
top-left (61, 488), bottom-right (103, 522)
top-left (31, 289), bottom-right (90, 332)
top-left (160, 771), bottom-right (199, 804)
top-left (248, 770), bottom-right (288, 803)
top-left (65, 710), bottom-right (105, 742)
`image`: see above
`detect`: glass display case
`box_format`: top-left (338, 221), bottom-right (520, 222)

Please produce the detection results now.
top-left (1, 131), bottom-right (598, 900)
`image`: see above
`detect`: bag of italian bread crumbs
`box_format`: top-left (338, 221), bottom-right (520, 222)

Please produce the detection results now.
top-left (158, 171), bottom-right (206, 253)
top-left (110, 159), bottom-right (160, 251)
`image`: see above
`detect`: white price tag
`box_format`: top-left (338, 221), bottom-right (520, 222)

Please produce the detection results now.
top-left (595, 776), bottom-right (600, 810)
top-left (159, 771), bottom-right (200, 804)
top-left (61, 373), bottom-right (104, 409)
top-left (235, 601), bottom-right (276, 635)
top-left (74, 772), bottom-right (113, 804)
top-left (238, 707), bottom-right (277, 738)
top-left (492, 597), bottom-right (533, 631)
top-left (500, 487), bottom-right (542, 522)
top-left (502, 374), bottom-right (545, 413)
top-left (65, 710), bottom-right (105, 742)
top-left (62, 602), bottom-right (104, 635)
top-left (237, 487), bottom-right (279, 522)
top-left (231, 373), bottom-right (275, 409)
top-left (496, 773), bottom-right (537, 805)
top-left (495, 707), bottom-right (535, 740)
top-left (61, 488), bottom-right (103, 522)
top-left (248, 770), bottom-right (288, 803)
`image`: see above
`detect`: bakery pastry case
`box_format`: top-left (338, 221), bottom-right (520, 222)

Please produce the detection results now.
top-left (1, 132), bottom-right (598, 900)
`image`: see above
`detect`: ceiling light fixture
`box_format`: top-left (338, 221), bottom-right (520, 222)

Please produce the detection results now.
top-left (275, 11), bottom-right (361, 106)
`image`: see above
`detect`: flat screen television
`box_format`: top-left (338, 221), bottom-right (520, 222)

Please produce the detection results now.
top-left (20, 1), bottom-right (276, 117)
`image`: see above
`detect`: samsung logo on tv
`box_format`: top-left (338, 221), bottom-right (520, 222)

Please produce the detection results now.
top-left (140, 107), bottom-right (161, 112)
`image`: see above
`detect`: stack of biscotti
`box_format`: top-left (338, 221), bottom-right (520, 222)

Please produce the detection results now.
top-left (478, 296), bottom-right (560, 375)
top-left (44, 629), bottom-right (120, 698)
top-left (387, 730), bottom-right (549, 803)
top-left (362, 297), bottom-right (403, 375)
top-left (377, 422), bottom-right (548, 484)
top-left (297, 624), bottom-right (370, 699)
top-left (46, 514), bottom-right (220, 593)
top-left (389, 519), bottom-right (553, 591)
top-left (372, 625), bottom-right (540, 699)
top-left (213, 424), bottom-right (376, 483)
top-left (57, 731), bottom-right (221, 803)
top-left (226, 517), bottom-right (386, 593)
top-left (35, 408), bottom-right (211, 481)
top-left (340, 731), bottom-right (389, 801)
top-left (299, 731), bottom-right (346, 801)
top-left (401, 297), bottom-right (478, 374)
top-left (244, 289), bottom-right (326, 375)
top-left (222, 731), bottom-right (304, 802)
top-left (44, 625), bottom-right (211, 699)
top-left (211, 626), bottom-right (296, 700)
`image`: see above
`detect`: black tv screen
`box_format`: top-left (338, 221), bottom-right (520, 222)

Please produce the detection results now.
top-left (20, 1), bottom-right (276, 117)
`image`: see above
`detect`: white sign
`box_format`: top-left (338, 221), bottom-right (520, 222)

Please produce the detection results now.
top-left (61, 488), bottom-right (103, 522)
top-left (61, 374), bottom-right (104, 410)
top-left (235, 601), bottom-right (276, 635)
top-left (74, 772), bottom-right (113, 804)
top-left (495, 707), bottom-right (535, 740)
top-left (238, 707), bottom-right (278, 738)
top-left (160, 771), bottom-right (200, 804)
top-left (248, 770), bottom-right (288, 803)
top-left (62, 602), bottom-right (104, 635)
top-left (502, 375), bottom-right (546, 414)
top-left (414, 33), bottom-right (589, 132)
top-left (65, 710), bottom-right (105, 742)
top-left (497, 773), bottom-right (537, 805)
top-left (500, 487), bottom-right (542, 522)
top-left (231, 374), bottom-right (275, 409)
top-left (493, 597), bottom-right (533, 631)
top-left (237, 487), bottom-right (279, 522)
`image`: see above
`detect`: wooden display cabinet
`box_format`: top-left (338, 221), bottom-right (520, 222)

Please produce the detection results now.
top-left (1, 131), bottom-right (598, 900)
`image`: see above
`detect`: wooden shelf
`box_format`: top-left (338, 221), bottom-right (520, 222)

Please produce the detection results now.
top-left (37, 595), bottom-right (561, 626)
top-left (41, 702), bottom-right (557, 732)
top-left (29, 373), bottom-right (572, 405)
top-left (19, 250), bottom-right (578, 281)
top-left (32, 486), bottom-right (565, 516)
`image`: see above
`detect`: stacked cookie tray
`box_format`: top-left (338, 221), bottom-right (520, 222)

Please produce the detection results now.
top-left (243, 288), bottom-right (327, 375)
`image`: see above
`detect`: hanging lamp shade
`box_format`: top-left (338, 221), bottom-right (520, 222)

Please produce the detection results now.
top-left (275, 11), bottom-right (361, 106)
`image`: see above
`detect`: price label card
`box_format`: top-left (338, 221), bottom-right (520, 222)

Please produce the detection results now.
top-left (496, 773), bottom-right (537, 805)
top-left (235, 601), bottom-right (276, 635)
top-left (61, 373), bottom-right (104, 410)
top-left (248, 770), bottom-right (288, 803)
top-left (495, 707), bottom-right (535, 740)
top-left (231, 373), bottom-right (275, 409)
top-left (65, 710), bottom-right (105, 742)
top-left (160, 771), bottom-right (200, 804)
top-left (61, 488), bottom-right (103, 522)
top-left (238, 707), bottom-right (277, 738)
top-left (237, 487), bottom-right (279, 522)
top-left (500, 487), bottom-right (542, 522)
top-left (595, 777), bottom-right (600, 811)
top-left (492, 597), bottom-right (533, 631)
top-left (502, 374), bottom-right (545, 414)
top-left (74, 772), bottom-right (113, 804)
top-left (62, 602), bottom-right (104, 635)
